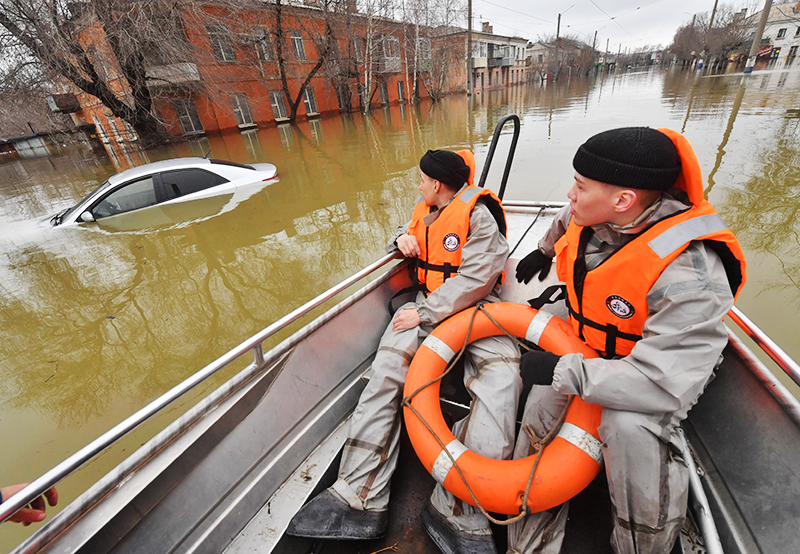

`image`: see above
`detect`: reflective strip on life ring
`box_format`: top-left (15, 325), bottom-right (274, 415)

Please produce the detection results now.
top-left (402, 302), bottom-right (603, 515)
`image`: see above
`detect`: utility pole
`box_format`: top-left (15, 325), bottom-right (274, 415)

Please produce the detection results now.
top-left (467, 0), bottom-right (472, 95)
top-left (556, 13), bottom-right (561, 71)
top-left (592, 30), bottom-right (598, 70)
top-left (745, 0), bottom-right (772, 73)
top-left (708, 0), bottom-right (719, 32)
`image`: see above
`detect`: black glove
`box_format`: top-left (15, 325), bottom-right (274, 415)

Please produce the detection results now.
top-left (519, 350), bottom-right (561, 388)
top-left (515, 250), bottom-right (553, 284)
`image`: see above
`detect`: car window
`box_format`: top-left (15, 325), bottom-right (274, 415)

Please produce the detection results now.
top-left (92, 177), bottom-right (157, 219)
top-left (160, 168), bottom-right (228, 198)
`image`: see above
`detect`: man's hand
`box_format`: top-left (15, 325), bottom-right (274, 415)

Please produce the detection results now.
top-left (393, 307), bottom-right (421, 331)
top-left (1, 483), bottom-right (58, 525)
top-left (515, 250), bottom-right (553, 284)
top-left (396, 234), bottom-right (421, 258)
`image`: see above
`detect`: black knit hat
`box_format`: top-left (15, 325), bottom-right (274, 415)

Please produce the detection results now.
top-left (572, 127), bottom-right (682, 190)
top-left (420, 150), bottom-right (470, 190)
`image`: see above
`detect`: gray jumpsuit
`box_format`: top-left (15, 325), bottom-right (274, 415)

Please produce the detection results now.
top-left (509, 194), bottom-right (735, 554)
top-left (332, 188), bottom-right (522, 536)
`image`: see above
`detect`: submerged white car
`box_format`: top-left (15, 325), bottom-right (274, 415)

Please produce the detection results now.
top-left (49, 157), bottom-right (278, 226)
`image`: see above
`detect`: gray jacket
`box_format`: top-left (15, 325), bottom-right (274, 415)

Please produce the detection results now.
top-left (388, 186), bottom-right (509, 326)
top-left (539, 193), bottom-right (735, 416)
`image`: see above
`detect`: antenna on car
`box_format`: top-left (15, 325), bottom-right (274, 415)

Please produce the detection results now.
top-left (203, 149), bottom-right (212, 159)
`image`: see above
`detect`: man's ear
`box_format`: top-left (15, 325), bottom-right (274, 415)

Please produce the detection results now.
top-left (432, 179), bottom-right (441, 193)
top-left (614, 189), bottom-right (638, 213)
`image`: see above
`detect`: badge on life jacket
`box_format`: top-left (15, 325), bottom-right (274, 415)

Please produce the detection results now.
top-left (606, 295), bottom-right (635, 319)
top-left (443, 233), bottom-right (460, 252)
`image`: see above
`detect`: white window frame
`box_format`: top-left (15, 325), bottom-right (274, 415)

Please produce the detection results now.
top-left (269, 90), bottom-right (289, 120)
top-left (417, 37), bottom-right (431, 59)
top-left (207, 24), bottom-right (237, 62)
top-left (777, 28), bottom-right (787, 39)
top-left (397, 81), bottom-right (405, 102)
top-left (231, 93), bottom-right (254, 127)
top-left (291, 31), bottom-right (307, 60)
top-left (257, 29), bottom-right (272, 61)
top-left (173, 98), bottom-right (204, 135)
top-left (383, 35), bottom-right (400, 58)
top-left (303, 87), bottom-right (319, 115)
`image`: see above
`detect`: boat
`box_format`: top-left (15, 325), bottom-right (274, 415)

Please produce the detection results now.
top-left (4, 116), bottom-right (800, 554)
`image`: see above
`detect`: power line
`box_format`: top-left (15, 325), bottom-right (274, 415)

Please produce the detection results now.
top-left (475, 0), bottom-right (554, 25)
top-left (588, 0), bottom-right (641, 40)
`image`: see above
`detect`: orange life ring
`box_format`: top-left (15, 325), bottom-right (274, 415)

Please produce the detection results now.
top-left (402, 302), bottom-right (603, 515)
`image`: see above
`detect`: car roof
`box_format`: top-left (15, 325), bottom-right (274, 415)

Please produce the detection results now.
top-left (107, 158), bottom-right (213, 186)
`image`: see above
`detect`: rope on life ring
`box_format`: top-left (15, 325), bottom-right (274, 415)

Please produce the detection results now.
top-left (402, 302), bottom-right (603, 519)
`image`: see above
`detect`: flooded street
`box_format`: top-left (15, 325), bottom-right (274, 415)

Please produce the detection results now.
top-left (2, 65), bottom-right (800, 547)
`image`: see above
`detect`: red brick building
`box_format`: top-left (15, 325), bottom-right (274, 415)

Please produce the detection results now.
top-left (52, 2), bottom-right (438, 152)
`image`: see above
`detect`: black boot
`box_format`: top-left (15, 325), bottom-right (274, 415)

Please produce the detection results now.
top-left (421, 498), bottom-right (498, 554)
top-left (286, 489), bottom-right (388, 540)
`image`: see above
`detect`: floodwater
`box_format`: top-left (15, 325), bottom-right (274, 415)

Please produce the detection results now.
top-left (2, 64), bottom-right (800, 547)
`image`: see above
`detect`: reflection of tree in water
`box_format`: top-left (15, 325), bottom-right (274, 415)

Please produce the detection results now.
top-left (720, 118), bottom-right (800, 297)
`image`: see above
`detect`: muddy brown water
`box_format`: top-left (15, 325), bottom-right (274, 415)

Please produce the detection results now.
top-left (1, 65), bottom-right (799, 548)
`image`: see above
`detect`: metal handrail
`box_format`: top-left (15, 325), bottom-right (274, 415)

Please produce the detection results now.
top-left (727, 305), bottom-right (800, 387)
top-left (477, 114), bottom-right (521, 200)
top-left (0, 251), bottom-right (401, 523)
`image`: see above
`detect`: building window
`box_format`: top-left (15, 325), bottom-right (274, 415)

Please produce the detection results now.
top-left (351, 39), bottom-right (362, 62)
top-left (417, 37), bottom-right (431, 59)
top-left (206, 24), bottom-right (236, 62)
top-left (379, 81), bottom-right (389, 104)
top-left (91, 114), bottom-right (109, 143)
top-left (777, 28), bottom-right (787, 39)
top-left (383, 36), bottom-right (400, 58)
top-left (290, 31), bottom-right (307, 60)
top-left (397, 81), bottom-right (405, 102)
top-left (257, 29), bottom-right (273, 61)
top-left (173, 99), bottom-right (204, 134)
top-left (303, 87), bottom-right (319, 115)
top-left (337, 85), bottom-right (350, 111)
top-left (472, 41), bottom-right (487, 58)
top-left (269, 90), bottom-right (289, 120)
top-left (789, 45), bottom-right (798, 57)
top-left (231, 93), bottom-right (254, 127)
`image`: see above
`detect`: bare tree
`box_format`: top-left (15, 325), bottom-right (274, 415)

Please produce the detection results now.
top-left (0, 0), bottom-right (204, 147)
top-left (268, 0), bottom-right (335, 122)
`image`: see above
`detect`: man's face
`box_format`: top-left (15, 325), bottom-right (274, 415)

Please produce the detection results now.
top-left (567, 172), bottom-right (619, 227)
top-left (419, 171), bottom-right (437, 206)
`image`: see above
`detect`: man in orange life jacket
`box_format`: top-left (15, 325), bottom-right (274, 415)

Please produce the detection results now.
top-left (288, 150), bottom-right (521, 554)
top-left (510, 127), bottom-right (745, 554)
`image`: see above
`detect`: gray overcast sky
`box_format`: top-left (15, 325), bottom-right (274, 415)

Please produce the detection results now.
top-left (471, 0), bottom-right (757, 53)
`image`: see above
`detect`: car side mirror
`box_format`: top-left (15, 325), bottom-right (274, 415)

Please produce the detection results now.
top-left (79, 211), bottom-right (95, 223)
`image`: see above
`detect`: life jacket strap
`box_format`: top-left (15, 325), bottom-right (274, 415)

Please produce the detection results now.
top-left (566, 304), bottom-right (642, 359)
top-left (528, 284), bottom-right (567, 310)
top-left (416, 259), bottom-right (459, 281)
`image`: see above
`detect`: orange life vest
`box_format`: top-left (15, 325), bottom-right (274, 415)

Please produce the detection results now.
top-left (407, 185), bottom-right (507, 294)
top-left (555, 128), bottom-right (747, 358)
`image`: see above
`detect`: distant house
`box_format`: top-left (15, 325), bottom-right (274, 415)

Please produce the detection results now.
top-left (745, 1), bottom-right (800, 63)
top-left (467, 23), bottom-right (528, 91)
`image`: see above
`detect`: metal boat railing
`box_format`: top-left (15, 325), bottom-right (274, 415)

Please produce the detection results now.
top-left (0, 251), bottom-right (401, 524)
top-left (727, 306), bottom-right (800, 388)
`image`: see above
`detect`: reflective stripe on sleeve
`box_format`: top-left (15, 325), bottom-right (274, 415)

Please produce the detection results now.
top-left (648, 214), bottom-right (728, 259)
